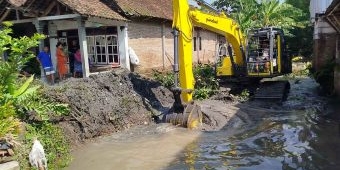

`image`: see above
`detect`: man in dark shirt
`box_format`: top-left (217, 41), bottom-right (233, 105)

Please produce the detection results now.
top-left (69, 40), bottom-right (78, 75)
top-left (37, 46), bottom-right (55, 84)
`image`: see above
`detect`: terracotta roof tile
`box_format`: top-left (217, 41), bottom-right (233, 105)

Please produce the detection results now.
top-left (114, 0), bottom-right (172, 20)
top-left (7, 0), bottom-right (172, 21)
top-left (58, 0), bottom-right (127, 20)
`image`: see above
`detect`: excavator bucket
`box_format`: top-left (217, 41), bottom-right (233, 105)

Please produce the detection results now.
top-left (164, 102), bottom-right (203, 129)
top-left (162, 88), bottom-right (203, 129)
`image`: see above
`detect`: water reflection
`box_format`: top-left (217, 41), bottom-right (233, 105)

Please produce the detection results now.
top-left (68, 78), bottom-right (340, 170)
top-left (166, 108), bottom-right (340, 170)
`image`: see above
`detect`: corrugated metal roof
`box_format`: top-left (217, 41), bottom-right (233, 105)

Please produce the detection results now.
top-left (310, 0), bottom-right (333, 19)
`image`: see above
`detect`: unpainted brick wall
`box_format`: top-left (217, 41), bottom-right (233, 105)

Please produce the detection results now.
top-left (313, 33), bottom-right (340, 95)
top-left (313, 33), bottom-right (336, 70)
top-left (128, 21), bottom-right (217, 72)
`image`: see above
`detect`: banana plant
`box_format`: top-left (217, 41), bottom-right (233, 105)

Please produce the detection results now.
top-left (213, 0), bottom-right (305, 35)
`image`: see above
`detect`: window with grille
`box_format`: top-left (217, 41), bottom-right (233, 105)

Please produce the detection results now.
top-left (86, 34), bottom-right (119, 65)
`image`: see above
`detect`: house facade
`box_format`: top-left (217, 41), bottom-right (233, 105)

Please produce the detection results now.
top-left (0, 0), bottom-right (220, 78)
top-left (310, 0), bottom-right (340, 95)
top-left (128, 21), bottom-right (218, 71)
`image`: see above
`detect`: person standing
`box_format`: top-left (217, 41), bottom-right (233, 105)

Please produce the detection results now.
top-left (73, 48), bottom-right (82, 78)
top-left (69, 40), bottom-right (78, 75)
top-left (37, 46), bottom-right (55, 85)
top-left (56, 42), bottom-right (68, 80)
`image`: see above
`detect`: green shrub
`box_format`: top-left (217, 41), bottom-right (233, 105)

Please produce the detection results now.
top-left (0, 22), bottom-right (71, 169)
top-left (193, 87), bottom-right (215, 100)
top-left (152, 64), bottom-right (219, 100)
top-left (152, 70), bottom-right (175, 88)
top-left (237, 89), bottom-right (250, 102)
top-left (193, 64), bottom-right (219, 90)
top-left (16, 122), bottom-right (71, 170)
top-left (193, 64), bottom-right (219, 100)
top-left (313, 58), bottom-right (335, 94)
top-left (0, 102), bottom-right (21, 137)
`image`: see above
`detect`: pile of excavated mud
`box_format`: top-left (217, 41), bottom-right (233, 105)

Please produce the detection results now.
top-left (43, 69), bottom-right (174, 145)
top-left (43, 68), bottom-right (254, 145)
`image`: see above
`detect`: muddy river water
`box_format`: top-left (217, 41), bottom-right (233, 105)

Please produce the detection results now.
top-left (67, 78), bottom-right (340, 170)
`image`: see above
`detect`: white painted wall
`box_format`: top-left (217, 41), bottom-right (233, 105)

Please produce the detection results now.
top-left (49, 38), bottom-right (58, 71)
top-left (313, 18), bottom-right (336, 40)
top-left (46, 18), bottom-right (130, 71)
top-left (118, 24), bottom-right (130, 70)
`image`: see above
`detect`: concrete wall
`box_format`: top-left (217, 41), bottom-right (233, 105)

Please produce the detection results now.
top-left (127, 21), bottom-right (218, 72)
top-left (0, 161), bottom-right (19, 170)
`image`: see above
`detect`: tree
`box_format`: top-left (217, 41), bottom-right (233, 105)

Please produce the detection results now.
top-left (213, 0), bottom-right (259, 33)
top-left (0, 22), bottom-right (44, 138)
top-left (213, 0), bottom-right (312, 57)
top-left (0, 22), bottom-right (71, 169)
top-left (285, 0), bottom-right (313, 57)
top-left (256, 0), bottom-right (305, 30)
top-left (213, 0), bottom-right (305, 35)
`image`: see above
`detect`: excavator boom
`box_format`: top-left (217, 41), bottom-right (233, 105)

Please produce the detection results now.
top-left (165, 0), bottom-right (291, 129)
top-left (172, 0), bottom-right (245, 103)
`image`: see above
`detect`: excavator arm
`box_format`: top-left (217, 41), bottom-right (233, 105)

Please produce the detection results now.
top-left (172, 0), bottom-right (245, 103)
top-left (165, 0), bottom-right (246, 129)
top-left (165, 0), bottom-right (291, 129)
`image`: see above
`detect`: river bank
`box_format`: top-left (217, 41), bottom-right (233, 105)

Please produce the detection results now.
top-left (66, 75), bottom-right (340, 170)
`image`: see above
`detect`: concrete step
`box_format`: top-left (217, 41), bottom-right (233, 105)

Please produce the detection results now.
top-left (0, 161), bottom-right (19, 170)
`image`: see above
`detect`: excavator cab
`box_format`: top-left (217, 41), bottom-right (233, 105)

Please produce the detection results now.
top-left (216, 27), bottom-right (292, 79)
top-left (246, 27), bottom-right (291, 78)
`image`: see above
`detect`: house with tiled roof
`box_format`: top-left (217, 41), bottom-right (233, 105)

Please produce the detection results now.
top-left (0, 0), bottom-right (219, 77)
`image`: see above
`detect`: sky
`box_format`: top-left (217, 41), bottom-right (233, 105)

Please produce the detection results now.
top-left (205, 0), bottom-right (215, 3)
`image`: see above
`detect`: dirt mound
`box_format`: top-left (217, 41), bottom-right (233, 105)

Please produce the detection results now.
top-left (44, 69), bottom-right (174, 145)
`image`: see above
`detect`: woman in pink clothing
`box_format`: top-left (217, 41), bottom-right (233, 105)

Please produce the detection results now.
top-left (73, 48), bottom-right (82, 77)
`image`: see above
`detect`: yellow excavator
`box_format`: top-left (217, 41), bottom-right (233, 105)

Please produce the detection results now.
top-left (164, 0), bottom-right (291, 129)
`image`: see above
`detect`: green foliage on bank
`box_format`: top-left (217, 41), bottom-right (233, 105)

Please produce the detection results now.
top-left (313, 59), bottom-right (335, 95)
top-left (153, 64), bottom-right (219, 100)
top-left (0, 22), bottom-right (71, 169)
top-left (212, 0), bottom-right (312, 58)
top-left (212, 0), bottom-right (305, 35)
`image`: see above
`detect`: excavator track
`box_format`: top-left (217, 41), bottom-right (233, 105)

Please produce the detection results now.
top-left (253, 80), bottom-right (290, 102)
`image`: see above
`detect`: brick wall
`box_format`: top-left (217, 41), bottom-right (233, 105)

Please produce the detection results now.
top-left (313, 32), bottom-right (339, 95)
top-left (128, 21), bottom-right (218, 72)
top-left (313, 33), bottom-right (337, 70)
top-left (334, 35), bottom-right (340, 96)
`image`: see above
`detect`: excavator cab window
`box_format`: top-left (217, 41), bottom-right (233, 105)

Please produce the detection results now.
top-left (246, 32), bottom-right (272, 75)
top-left (246, 28), bottom-right (287, 76)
